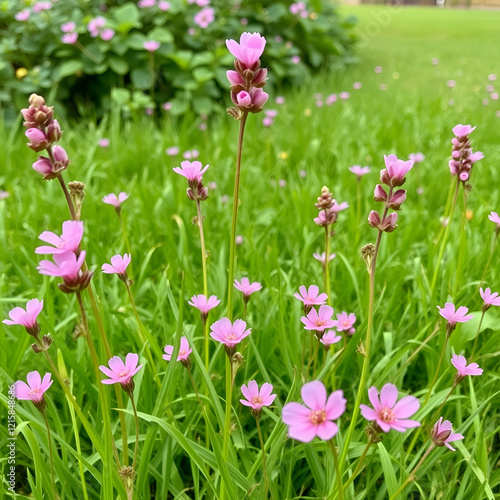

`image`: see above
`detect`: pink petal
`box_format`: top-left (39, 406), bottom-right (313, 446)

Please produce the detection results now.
top-left (40, 373), bottom-right (52, 392)
top-left (360, 404), bottom-right (378, 421)
top-left (301, 381), bottom-right (327, 411)
top-left (125, 353), bottom-right (139, 372)
top-left (282, 402), bottom-right (311, 425)
top-left (380, 383), bottom-right (399, 409)
top-left (376, 419), bottom-right (391, 433)
top-left (14, 381), bottom-right (32, 400)
top-left (240, 399), bottom-right (254, 407)
top-left (260, 383), bottom-right (273, 399)
top-left (287, 422), bottom-right (318, 443)
top-left (392, 396), bottom-right (420, 418)
top-left (99, 365), bottom-right (116, 379)
top-left (325, 390), bottom-right (346, 420)
top-left (38, 231), bottom-right (62, 247)
top-left (392, 419), bottom-right (421, 430)
top-left (367, 386), bottom-right (381, 411)
top-left (241, 384), bottom-right (252, 401)
top-left (26, 371), bottom-right (41, 390)
top-left (247, 380), bottom-right (259, 398)
top-left (316, 421), bottom-right (338, 440)
top-left (108, 356), bottom-right (126, 374)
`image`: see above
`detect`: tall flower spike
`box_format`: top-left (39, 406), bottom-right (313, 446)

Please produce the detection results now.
top-left (449, 124), bottom-right (484, 183)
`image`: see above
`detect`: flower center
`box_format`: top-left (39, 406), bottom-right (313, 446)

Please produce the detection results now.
top-left (252, 396), bottom-right (263, 405)
top-left (342, 321), bottom-right (350, 327)
top-left (29, 388), bottom-right (41, 395)
top-left (179, 350), bottom-right (186, 356)
top-left (309, 409), bottom-right (327, 425)
top-left (118, 370), bottom-right (130, 378)
top-left (313, 319), bottom-right (326, 327)
top-left (225, 332), bottom-right (237, 340)
top-left (379, 407), bottom-right (395, 423)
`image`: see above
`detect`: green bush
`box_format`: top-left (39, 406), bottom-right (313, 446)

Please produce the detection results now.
top-left (0, 0), bottom-right (357, 119)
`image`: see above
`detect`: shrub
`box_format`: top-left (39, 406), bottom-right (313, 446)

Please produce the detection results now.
top-left (0, 0), bottom-right (357, 119)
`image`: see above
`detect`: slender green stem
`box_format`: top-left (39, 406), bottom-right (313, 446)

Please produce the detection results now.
top-left (341, 440), bottom-right (373, 491)
top-left (118, 211), bottom-right (132, 269)
top-left (422, 332), bottom-right (449, 409)
top-left (226, 113), bottom-right (248, 320)
top-left (149, 52), bottom-right (155, 102)
top-left (478, 232), bottom-right (498, 290)
top-left (196, 200), bottom-right (209, 370)
top-left (57, 173), bottom-right (77, 220)
top-left (427, 382), bottom-right (458, 428)
top-left (129, 393), bottom-right (140, 471)
top-left (453, 184), bottom-right (468, 295)
top-left (430, 177), bottom-right (460, 296)
top-left (325, 223), bottom-right (331, 305)
top-left (187, 367), bottom-right (204, 408)
top-left (220, 354), bottom-right (234, 500)
top-left (42, 409), bottom-right (57, 500)
top-left (329, 440), bottom-right (344, 500)
top-left (256, 417), bottom-right (269, 497)
top-left (389, 444), bottom-right (435, 500)
top-left (471, 309), bottom-right (486, 360)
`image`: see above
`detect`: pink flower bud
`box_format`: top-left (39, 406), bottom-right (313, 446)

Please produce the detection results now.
top-left (449, 160), bottom-right (461, 174)
top-left (368, 210), bottom-right (381, 229)
top-left (236, 91), bottom-right (252, 108)
top-left (451, 150), bottom-right (461, 159)
top-left (383, 212), bottom-right (398, 232)
top-left (52, 145), bottom-right (68, 164)
top-left (252, 88), bottom-right (269, 109)
top-left (373, 185), bottom-right (387, 202)
top-left (25, 128), bottom-right (48, 152)
top-left (388, 189), bottom-right (407, 209)
top-left (33, 157), bottom-right (53, 177)
top-left (459, 171), bottom-right (469, 182)
top-left (227, 70), bottom-right (244, 87)
top-left (46, 120), bottom-right (62, 143)
top-left (251, 68), bottom-right (268, 87)
top-left (451, 137), bottom-right (460, 147)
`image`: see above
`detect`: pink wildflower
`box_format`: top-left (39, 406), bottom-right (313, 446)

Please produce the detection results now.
top-left (320, 330), bottom-right (342, 348)
top-left (100, 28), bottom-right (115, 41)
top-left (437, 302), bottom-right (473, 334)
top-left (37, 251), bottom-right (85, 280)
top-left (189, 294), bottom-right (220, 320)
top-left (35, 220), bottom-right (84, 255)
top-left (15, 9), bottom-right (31, 21)
top-left (163, 336), bottom-right (192, 368)
top-left (99, 353), bottom-right (143, 392)
top-left (301, 305), bottom-right (336, 333)
top-left (226, 32), bottom-right (266, 70)
top-left (488, 211), bottom-right (500, 229)
top-left (240, 380), bottom-right (276, 416)
top-left (158, 1), bottom-right (170, 10)
top-left (98, 138), bottom-right (110, 148)
top-left (382, 154), bottom-right (413, 185)
top-left (282, 381), bottom-right (346, 442)
top-left (61, 22), bottom-right (76, 33)
top-left (166, 147), bottom-right (179, 156)
top-left (360, 383), bottom-right (420, 433)
top-left (143, 41), bottom-right (160, 52)
top-left (14, 371), bottom-right (52, 411)
top-left (313, 252), bottom-right (336, 266)
top-left (409, 152), bottom-right (425, 163)
top-left (452, 124), bottom-right (475, 138)
top-left (3, 299), bottom-right (43, 336)
top-left (294, 285), bottom-right (327, 307)
top-left (480, 287), bottom-right (500, 310)
top-left (335, 312), bottom-right (356, 335)
top-left (33, 2), bottom-right (52, 12)
top-left (451, 354), bottom-right (483, 382)
top-left (173, 161), bottom-right (209, 183)
top-left (103, 192), bottom-right (129, 210)
top-left (431, 417), bottom-right (464, 451)
top-left (102, 254), bottom-right (131, 281)
top-left (194, 7), bottom-right (215, 28)
top-left (349, 165), bottom-right (371, 178)
top-left (210, 318), bottom-right (251, 354)
top-left (234, 277), bottom-right (262, 301)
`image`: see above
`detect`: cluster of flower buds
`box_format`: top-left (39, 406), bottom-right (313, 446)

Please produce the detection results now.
top-left (226, 33), bottom-right (269, 118)
top-left (368, 154), bottom-right (413, 233)
top-left (173, 161), bottom-right (209, 202)
top-left (21, 94), bottom-right (70, 180)
top-left (449, 124), bottom-right (484, 183)
top-left (313, 186), bottom-right (349, 228)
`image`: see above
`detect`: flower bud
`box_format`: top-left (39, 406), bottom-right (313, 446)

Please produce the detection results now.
top-left (29, 93), bottom-right (45, 108)
top-left (46, 119), bottom-right (62, 143)
top-left (33, 157), bottom-right (53, 177)
top-left (227, 70), bottom-right (245, 88)
top-left (373, 184), bottom-right (387, 203)
top-left (388, 189), bottom-right (407, 210)
top-left (251, 68), bottom-right (268, 88)
top-left (51, 145), bottom-right (69, 173)
top-left (459, 171), bottom-right (469, 182)
top-left (26, 128), bottom-right (49, 152)
top-left (236, 91), bottom-right (252, 108)
top-left (368, 210), bottom-right (381, 229)
top-left (451, 150), bottom-right (461, 159)
top-left (382, 212), bottom-right (398, 232)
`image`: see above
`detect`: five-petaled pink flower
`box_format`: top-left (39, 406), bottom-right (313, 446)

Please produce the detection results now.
top-left (194, 7), bottom-right (215, 28)
top-left (488, 211), bottom-right (500, 229)
top-left (240, 380), bottom-right (276, 414)
top-left (480, 287), bottom-right (500, 308)
top-left (35, 221), bottom-right (84, 255)
top-left (226, 32), bottom-right (266, 69)
top-left (336, 312), bottom-right (356, 335)
top-left (451, 354), bottom-right (483, 381)
top-left (383, 154), bottom-right (413, 181)
top-left (99, 353), bottom-right (143, 390)
top-left (452, 124), bottom-right (475, 138)
top-left (173, 161), bottom-right (209, 183)
top-left (320, 330), bottom-right (342, 348)
top-left (437, 302), bottom-right (473, 333)
top-left (294, 285), bottom-right (327, 307)
top-left (360, 383), bottom-right (420, 433)
top-left (210, 318), bottom-right (251, 350)
top-left (3, 299), bottom-right (43, 336)
top-left (301, 305), bottom-right (336, 332)
top-left (234, 277), bottom-right (262, 300)
top-left (189, 294), bottom-right (220, 319)
top-left (103, 192), bottom-right (129, 209)
top-left (431, 417), bottom-right (464, 451)
top-left (38, 251), bottom-right (86, 280)
top-left (349, 165), bottom-right (371, 178)
top-left (102, 254), bottom-right (131, 280)
top-left (14, 371), bottom-right (53, 403)
top-left (163, 336), bottom-right (192, 367)
top-left (282, 381), bottom-right (346, 442)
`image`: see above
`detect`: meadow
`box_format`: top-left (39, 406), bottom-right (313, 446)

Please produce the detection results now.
top-left (1, 6), bottom-right (500, 500)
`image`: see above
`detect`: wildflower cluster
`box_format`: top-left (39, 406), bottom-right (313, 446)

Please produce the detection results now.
top-left (449, 124), bottom-right (484, 182)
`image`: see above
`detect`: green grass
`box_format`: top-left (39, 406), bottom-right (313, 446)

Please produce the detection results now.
top-left (1, 6), bottom-right (500, 499)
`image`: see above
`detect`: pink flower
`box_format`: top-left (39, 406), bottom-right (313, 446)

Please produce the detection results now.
top-left (360, 383), bottom-right (420, 433)
top-left (452, 124), bottom-right (475, 138)
top-left (301, 305), bottom-right (336, 332)
top-left (173, 161), bottom-right (209, 183)
top-left (431, 417), bottom-right (464, 451)
top-left (183, 149), bottom-right (199, 160)
top-left (14, 371), bottom-right (52, 403)
top-left (326, 94), bottom-right (337, 105)
top-left (409, 152), bottom-right (425, 163)
top-left (313, 252), bottom-right (336, 265)
top-left (38, 251), bottom-right (86, 281)
top-left (282, 381), bottom-right (346, 442)
top-left (240, 380), bottom-right (276, 414)
top-left (158, 1), bottom-right (170, 10)
top-left (163, 336), bottom-right (192, 367)
top-left (144, 41), bottom-right (161, 52)
top-left (100, 28), bottom-right (115, 41)
top-left (33, 2), bottom-right (52, 12)
top-left (339, 92), bottom-right (350, 100)
top-left (263, 117), bottom-right (273, 127)
top-left (189, 294), bottom-right (220, 318)
top-left (275, 96), bottom-right (285, 104)
top-left (3, 299), bottom-right (43, 336)
top-left (437, 302), bottom-right (473, 332)
top-left (15, 9), bottom-right (31, 21)
top-left (98, 138), bottom-right (110, 148)
top-left (294, 285), bottom-right (327, 307)
top-left (320, 330), bottom-right (342, 348)
top-left (489, 211), bottom-right (500, 229)
top-left (451, 354), bottom-right (483, 380)
top-left (194, 7), bottom-right (215, 28)
top-left (336, 312), bottom-right (356, 334)
top-left (292, 56), bottom-right (301, 64)
top-left (233, 88), bottom-right (269, 111)
top-left (35, 220), bottom-right (84, 255)
top-left (103, 192), bottom-right (129, 209)
top-left (374, 66), bottom-right (382, 73)
top-left (234, 277), bottom-right (262, 300)
top-left (210, 318), bottom-right (251, 349)
top-left (99, 353), bottom-right (143, 390)
top-left (138, 0), bottom-right (156, 6)
top-left (447, 79), bottom-right (456, 88)
top-left (61, 22), bottom-right (76, 33)
top-left (226, 32), bottom-right (266, 69)
top-left (353, 82), bottom-right (362, 89)
top-left (102, 254), bottom-right (131, 280)
top-left (349, 165), bottom-right (371, 178)
top-left (25, 128), bottom-right (48, 152)
top-left (480, 287), bottom-right (500, 308)
top-left (62, 33), bottom-right (78, 44)
top-left (0, 190), bottom-right (9, 200)
top-left (162, 102), bottom-right (172, 111)
top-left (166, 147), bottom-right (179, 156)
top-left (87, 17), bottom-right (106, 37)
top-left (383, 154), bottom-right (413, 181)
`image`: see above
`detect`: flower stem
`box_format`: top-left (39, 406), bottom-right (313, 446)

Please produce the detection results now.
top-left (453, 184), bottom-right (468, 295)
top-left (226, 112), bottom-right (248, 320)
top-left (76, 291), bottom-right (101, 382)
top-left (57, 173), bottom-right (77, 221)
top-left (118, 211), bottom-right (133, 273)
top-left (256, 417), bottom-right (269, 497)
top-left (389, 444), bottom-right (435, 500)
top-left (422, 331), bottom-right (449, 409)
top-left (220, 355), bottom-right (234, 500)
top-left (325, 223), bottom-right (331, 305)
top-left (471, 309), bottom-right (486, 360)
top-left (427, 382), bottom-right (458, 428)
top-left (187, 367), bottom-right (204, 408)
top-left (129, 393), bottom-right (140, 471)
top-left (196, 200), bottom-right (209, 370)
top-left (42, 409), bottom-right (57, 500)
top-left (341, 439), bottom-right (373, 491)
top-left (329, 439), bottom-right (344, 500)
top-left (478, 232), bottom-right (498, 290)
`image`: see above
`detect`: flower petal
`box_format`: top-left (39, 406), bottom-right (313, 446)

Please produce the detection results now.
top-left (301, 381), bottom-right (327, 411)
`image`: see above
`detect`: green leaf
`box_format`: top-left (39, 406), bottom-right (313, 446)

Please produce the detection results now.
top-left (131, 68), bottom-right (154, 90)
top-left (111, 87), bottom-right (131, 104)
top-left (108, 56), bottom-right (129, 75)
top-left (378, 442), bottom-right (398, 497)
top-left (113, 3), bottom-right (141, 34)
top-left (52, 60), bottom-right (83, 81)
top-left (192, 67), bottom-right (215, 84)
top-left (147, 27), bottom-right (173, 43)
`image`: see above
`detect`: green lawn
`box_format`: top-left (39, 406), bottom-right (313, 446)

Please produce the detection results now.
top-left (1, 6), bottom-right (499, 500)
